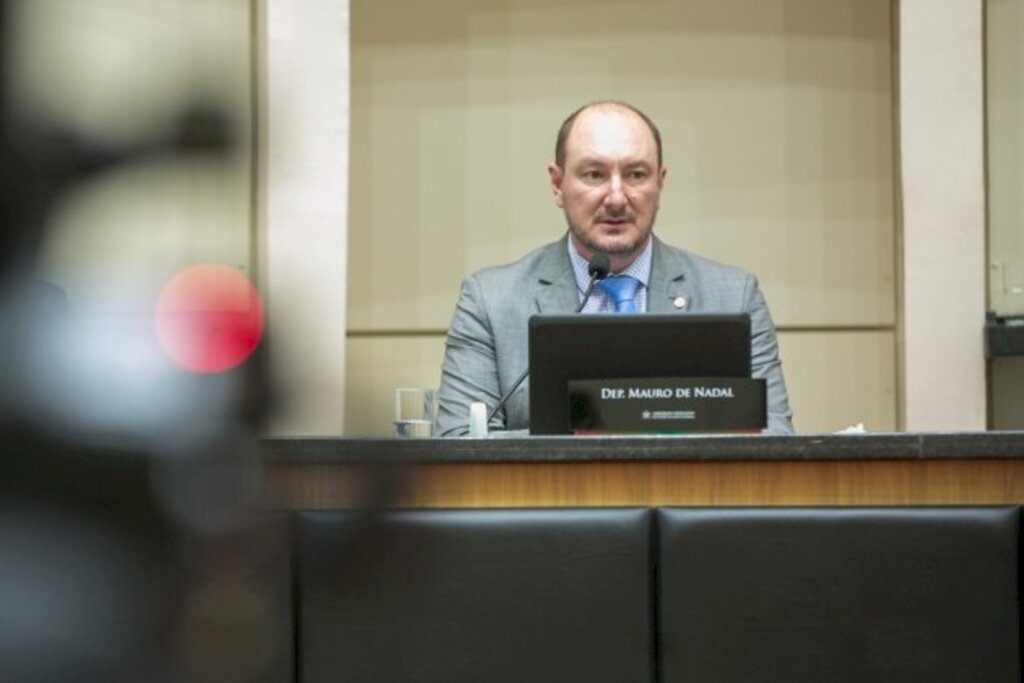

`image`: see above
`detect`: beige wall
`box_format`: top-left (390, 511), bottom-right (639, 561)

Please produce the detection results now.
top-left (22, 0), bottom-right (354, 436)
top-left (24, 0), bottom-right (253, 312)
top-left (989, 0), bottom-right (1024, 316)
top-left (346, 0), bottom-right (897, 435)
top-left (987, 0), bottom-right (1024, 428)
top-left (24, 1), bottom-right (1000, 436)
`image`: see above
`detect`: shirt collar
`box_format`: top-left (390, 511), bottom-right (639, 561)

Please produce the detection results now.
top-left (567, 235), bottom-right (653, 294)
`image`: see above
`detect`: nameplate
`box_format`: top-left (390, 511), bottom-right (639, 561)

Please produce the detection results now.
top-left (568, 376), bottom-right (767, 434)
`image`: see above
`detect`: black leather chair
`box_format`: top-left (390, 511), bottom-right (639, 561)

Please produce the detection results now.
top-left (656, 507), bottom-right (1021, 683)
top-left (295, 508), bottom-right (652, 683)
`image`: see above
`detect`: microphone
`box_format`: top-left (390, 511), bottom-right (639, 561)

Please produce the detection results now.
top-left (485, 252), bottom-right (611, 424)
top-left (580, 252), bottom-right (611, 304)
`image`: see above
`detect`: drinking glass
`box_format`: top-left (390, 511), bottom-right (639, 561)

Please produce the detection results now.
top-left (392, 387), bottom-right (435, 437)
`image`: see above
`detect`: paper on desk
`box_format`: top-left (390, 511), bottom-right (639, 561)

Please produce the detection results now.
top-left (834, 423), bottom-right (866, 434)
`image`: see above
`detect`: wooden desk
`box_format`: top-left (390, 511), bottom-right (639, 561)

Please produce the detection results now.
top-left (265, 433), bottom-right (1024, 509)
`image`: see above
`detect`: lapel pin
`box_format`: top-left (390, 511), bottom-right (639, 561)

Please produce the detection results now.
top-left (673, 296), bottom-right (687, 309)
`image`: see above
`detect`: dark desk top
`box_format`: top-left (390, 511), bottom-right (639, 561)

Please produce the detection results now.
top-left (266, 432), bottom-right (1024, 464)
top-left (986, 317), bottom-right (1024, 356)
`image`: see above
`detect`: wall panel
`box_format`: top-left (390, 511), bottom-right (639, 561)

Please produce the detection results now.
top-left (349, 0), bottom-right (895, 331)
top-left (347, 0), bottom-right (897, 435)
top-left (345, 336), bottom-right (446, 436)
top-left (778, 330), bottom-right (896, 433)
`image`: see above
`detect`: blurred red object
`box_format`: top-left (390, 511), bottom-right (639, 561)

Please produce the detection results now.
top-left (155, 264), bottom-right (263, 373)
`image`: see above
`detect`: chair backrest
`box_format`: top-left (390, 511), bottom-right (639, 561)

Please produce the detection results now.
top-left (657, 507), bottom-right (1021, 683)
top-left (295, 508), bottom-right (653, 683)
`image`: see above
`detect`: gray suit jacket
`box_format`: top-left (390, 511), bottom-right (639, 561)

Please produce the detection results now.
top-left (435, 235), bottom-right (794, 435)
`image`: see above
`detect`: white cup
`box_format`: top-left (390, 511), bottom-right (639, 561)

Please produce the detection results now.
top-left (393, 387), bottom-right (435, 437)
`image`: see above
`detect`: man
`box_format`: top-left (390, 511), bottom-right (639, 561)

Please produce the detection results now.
top-left (435, 101), bottom-right (793, 435)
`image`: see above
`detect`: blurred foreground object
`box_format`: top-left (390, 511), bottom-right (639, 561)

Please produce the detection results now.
top-left (156, 264), bottom-right (265, 375)
top-left (0, 1), bottom-right (289, 681)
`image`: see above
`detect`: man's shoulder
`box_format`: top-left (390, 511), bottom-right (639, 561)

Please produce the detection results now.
top-left (655, 238), bottom-right (755, 283)
top-left (466, 238), bottom-right (565, 286)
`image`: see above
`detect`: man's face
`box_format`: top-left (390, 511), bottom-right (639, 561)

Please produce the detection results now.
top-left (548, 106), bottom-right (666, 267)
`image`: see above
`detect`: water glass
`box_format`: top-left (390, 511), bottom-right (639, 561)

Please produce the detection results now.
top-left (393, 387), bottom-right (435, 437)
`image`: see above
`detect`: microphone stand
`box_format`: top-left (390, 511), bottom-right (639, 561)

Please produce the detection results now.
top-left (485, 254), bottom-right (610, 424)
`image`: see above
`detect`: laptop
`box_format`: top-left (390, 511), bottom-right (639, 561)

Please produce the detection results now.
top-left (527, 313), bottom-right (752, 435)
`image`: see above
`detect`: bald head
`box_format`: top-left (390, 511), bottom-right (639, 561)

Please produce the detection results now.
top-left (554, 101), bottom-right (663, 169)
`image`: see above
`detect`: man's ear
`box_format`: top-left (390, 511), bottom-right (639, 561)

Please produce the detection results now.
top-left (547, 163), bottom-right (565, 208)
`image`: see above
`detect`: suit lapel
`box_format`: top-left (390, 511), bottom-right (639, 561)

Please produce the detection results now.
top-left (532, 237), bottom-right (579, 314)
top-left (648, 236), bottom-right (692, 313)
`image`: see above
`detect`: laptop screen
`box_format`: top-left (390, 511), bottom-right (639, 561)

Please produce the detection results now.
top-left (527, 313), bottom-right (751, 435)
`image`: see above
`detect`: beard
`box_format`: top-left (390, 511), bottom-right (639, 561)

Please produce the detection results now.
top-left (566, 213), bottom-right (655, 258)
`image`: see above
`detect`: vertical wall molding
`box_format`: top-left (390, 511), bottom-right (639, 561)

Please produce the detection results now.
top-left (258, 0), bottom-right (350, 435)
top-left (899, 0), bottom-right (987, 430)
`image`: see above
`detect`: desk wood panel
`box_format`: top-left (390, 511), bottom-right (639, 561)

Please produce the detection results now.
top-left (266, 458), bottom-right (1024, 509)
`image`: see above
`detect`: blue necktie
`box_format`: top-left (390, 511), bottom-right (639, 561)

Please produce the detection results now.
top-left (597, 275), bottom-right (640, 313)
